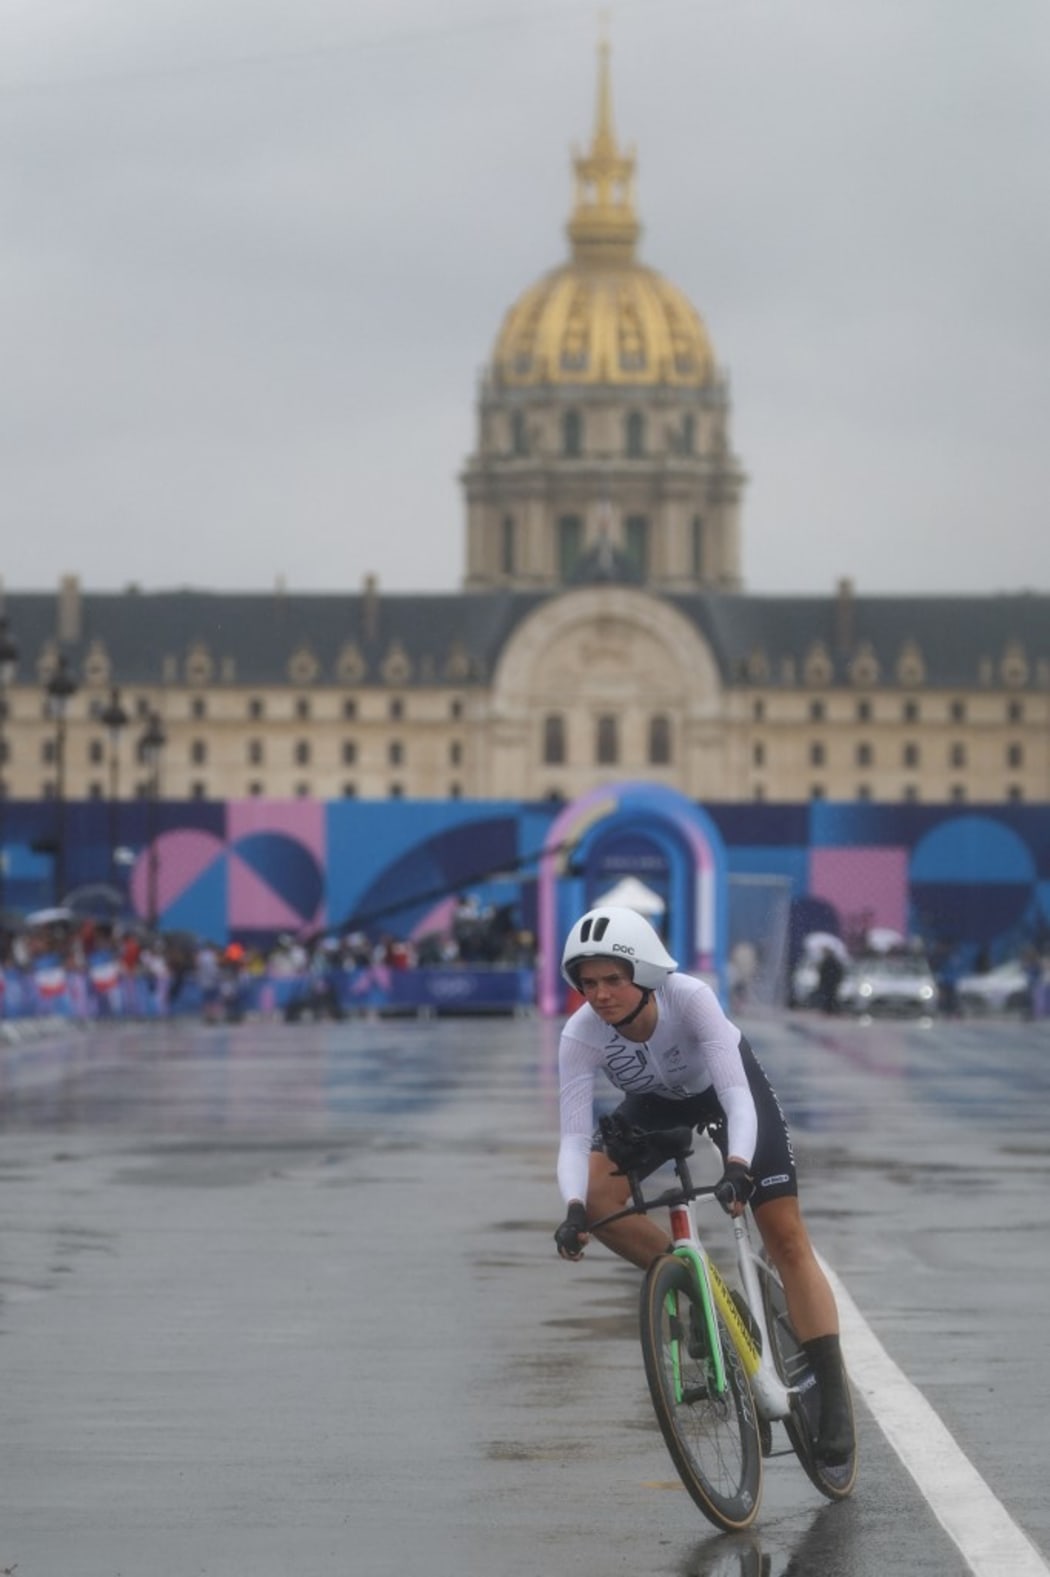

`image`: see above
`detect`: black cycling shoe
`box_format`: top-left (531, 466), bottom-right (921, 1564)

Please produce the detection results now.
top-left (815, 1388), bottom-right (854, 1465)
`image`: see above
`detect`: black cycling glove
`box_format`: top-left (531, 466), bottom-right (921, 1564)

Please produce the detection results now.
top-left (554, 1201), bottom-right (589, 1260)
top-left (714, 1161), bottom-right (755, 1214)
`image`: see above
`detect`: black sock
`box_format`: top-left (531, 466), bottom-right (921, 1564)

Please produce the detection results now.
top-left (802, 1334), bottom-right (846, 1394)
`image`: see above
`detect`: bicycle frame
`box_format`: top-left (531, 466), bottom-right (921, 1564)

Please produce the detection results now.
top-left (595, 1139), bottom-right (797, 1426)
top-left (694, 1205), bottom-right (794, 1425)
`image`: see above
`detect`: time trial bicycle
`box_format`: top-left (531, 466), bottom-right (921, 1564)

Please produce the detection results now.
top-left (590, 1113), bottom-right (858, 1533)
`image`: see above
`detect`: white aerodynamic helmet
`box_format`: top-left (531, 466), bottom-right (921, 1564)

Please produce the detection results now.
top-left (561, 906), bottom-right (678, 991)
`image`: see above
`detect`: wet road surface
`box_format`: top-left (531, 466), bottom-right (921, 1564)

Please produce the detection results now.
top-left (1, 1009), bottom-right (1048, 1576)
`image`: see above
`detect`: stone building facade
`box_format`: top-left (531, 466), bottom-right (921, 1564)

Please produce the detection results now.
top-left (1, 49), bottom-right (1047, 810)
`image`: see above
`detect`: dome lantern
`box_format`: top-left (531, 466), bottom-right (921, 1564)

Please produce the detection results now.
top-left (567, 39), bottom-right (641, 267)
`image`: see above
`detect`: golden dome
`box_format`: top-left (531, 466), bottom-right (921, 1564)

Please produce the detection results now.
top-left (492, 262), bottom-right (716, 389)
top-left (490, 43), bottom-right (717, 390)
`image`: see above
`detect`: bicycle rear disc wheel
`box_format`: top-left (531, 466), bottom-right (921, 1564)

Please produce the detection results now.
top-left (640, 1253), bottom-right (763, 1532)
top-left (759, 1254), bottom-right (858, 1500)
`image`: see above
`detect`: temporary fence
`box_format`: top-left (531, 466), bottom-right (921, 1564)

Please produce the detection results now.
top-left (0, 962), bottom-right (537, 1024)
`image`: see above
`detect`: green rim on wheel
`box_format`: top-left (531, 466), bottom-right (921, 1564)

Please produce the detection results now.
top-left (639, 1253), bottom-right (764, 1532)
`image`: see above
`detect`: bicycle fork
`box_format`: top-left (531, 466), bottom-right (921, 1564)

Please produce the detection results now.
top-left (665, 1204), bottom-right (725, 1394)
top-left (666, 1201), bottom-right (728, 1401)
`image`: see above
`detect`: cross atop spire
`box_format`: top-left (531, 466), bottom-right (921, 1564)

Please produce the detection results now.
top-left (567, 39), bottom-right (641, 266)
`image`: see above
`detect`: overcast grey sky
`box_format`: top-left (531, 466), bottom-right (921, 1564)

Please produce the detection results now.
top-left (3, 0), bottom-right (1048, 598)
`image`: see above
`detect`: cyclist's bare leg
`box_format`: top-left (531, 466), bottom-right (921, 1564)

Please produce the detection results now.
top-left (585, 1149), bottom-right (669, 1269)
top-left (752, 1195), bottom-right (838, 1342)
top-left (753, 1194), bottom-right (855, 1462)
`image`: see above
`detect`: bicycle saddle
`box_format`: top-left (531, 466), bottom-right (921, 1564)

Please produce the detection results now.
top-left (599, 1114), bottom-right (695, 1180)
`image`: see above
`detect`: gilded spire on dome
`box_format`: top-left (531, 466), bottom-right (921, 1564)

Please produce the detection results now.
top-left (567, 40), bottom-right (641, 266)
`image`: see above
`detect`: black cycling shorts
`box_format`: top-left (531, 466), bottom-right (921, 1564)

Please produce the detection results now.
top-left (592, 1035), bottom-right (797, 1210)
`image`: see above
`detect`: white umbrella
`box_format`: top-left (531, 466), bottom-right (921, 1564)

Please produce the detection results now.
top-left (801, 930), bottom-right (849, 960)
top-left (25, 906), bottom-right (76, 928)
top-left (593, 876), bottom-right (666, 916)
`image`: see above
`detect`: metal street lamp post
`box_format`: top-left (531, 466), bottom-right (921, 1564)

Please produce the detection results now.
top-left (140, 711), bottom-right (166, 932)
top-left (45, 651), bottom-right (78, 906)
top-left (0, 614), bottom-right (19, 913)
top-left (99, 686), bottom-right (128, 884)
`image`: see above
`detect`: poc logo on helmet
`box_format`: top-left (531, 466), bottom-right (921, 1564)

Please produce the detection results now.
top-left (613, 943), bottom-right (635, 956)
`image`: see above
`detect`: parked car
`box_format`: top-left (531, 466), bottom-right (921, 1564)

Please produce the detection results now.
top-left (840, 953), bottom-right (938, 1017)
top-left (956, 960), bottom-right (1031, 1016)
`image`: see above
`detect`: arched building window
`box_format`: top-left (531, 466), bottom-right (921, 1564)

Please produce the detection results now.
top-left (691, 515), bottom-right (705, 578)
top-left (558, 515), bottom-right (583, 582)
top-left (562, 410), bottom-right (582, 457)
top-left (596, 715), bottom-right (619, 765)
top-left (648, 715), bottom-right (672, 765)
top-left (625, 515), bottom-right (648, 579)
top-left (625, 411), bottom-right (645, 457)
top-left (500, 515), bottom-right (515, 575)
top-left (543, 714), bottom-right (565, 765)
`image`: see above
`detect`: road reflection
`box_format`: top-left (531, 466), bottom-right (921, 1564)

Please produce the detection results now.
top-left (680, 1531), bottom-right (768, 1576)
top-left (682, 1498), bottom-right (861, 1576)
top-left (0, 1020), bottom-right (489, 1133)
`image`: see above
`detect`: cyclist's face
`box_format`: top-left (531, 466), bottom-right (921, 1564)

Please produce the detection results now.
top-left (576, 958), bottom-right (638, 1016)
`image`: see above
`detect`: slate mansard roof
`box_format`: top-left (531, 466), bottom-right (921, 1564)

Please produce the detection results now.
top-left (3, 583), bottom-right (1049, 692)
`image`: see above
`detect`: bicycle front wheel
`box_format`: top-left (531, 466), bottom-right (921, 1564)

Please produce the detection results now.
top-left (640, 1253), bottom-right (763, 1532)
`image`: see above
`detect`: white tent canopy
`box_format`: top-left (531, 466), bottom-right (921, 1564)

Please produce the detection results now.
top-left (865, 926), bottom-right (907, 954)
top-left (593, 876), bottom-right (666, 917)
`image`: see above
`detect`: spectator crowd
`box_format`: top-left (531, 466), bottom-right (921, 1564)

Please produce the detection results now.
top-left (0, 900), bottom-right (537, 1028)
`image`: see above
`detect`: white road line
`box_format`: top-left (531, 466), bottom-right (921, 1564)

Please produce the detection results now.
top-left (822, 1260), bottom-right (1050, 1577)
